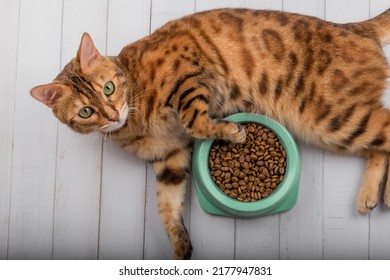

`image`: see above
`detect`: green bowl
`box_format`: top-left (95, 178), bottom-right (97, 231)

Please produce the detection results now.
top-left (192, 113), bottom-right (301, 218)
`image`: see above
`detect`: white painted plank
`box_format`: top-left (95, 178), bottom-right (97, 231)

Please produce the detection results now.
top-left (280, 144), bottom-right (324, 260)
top-left (196, 0), bottom-right (240, 12)
top-left (279, 0), bottom-right (325, 260)
top-left (323, 154), bottom-right (368, 259)
top-left (234, 0), bottom-right (283, 260)
top-left (239, 0), bottom-right (282, 10)
top-left (106, 0), bottom-right (151, 55)
top-left (99, 141), bottom-right (147, 259)
top-left (143, 1), bottom-right (195, 259)
top-left (98, 0), bottom-right (150, 260)
top-left (0, 0), bottom-right (19, 260)
top-left (369, 203), bottom-right (390, 259)
top-left (197, 0), bottom-right (284, 11)
top-left (322, 0), bottom-right (370, 260)
top-left (8, 0), bottom-right (63, 259)
top-left (190, 180), bottom-right (236, 260)
top-left (52, 0), bottom-right (108, 260)
top-left (325, 0), bottom-right (370, 23)
top-left (283, 0), bottom-right (324, 17)
top-left (368, 0), bottom-right (390, 260)
top-left (235, 215), bottom-right (281, 260)
top-left (369, 0), bottom-right (390, 18)
top-left (150, 0), bottom-right (195, 33)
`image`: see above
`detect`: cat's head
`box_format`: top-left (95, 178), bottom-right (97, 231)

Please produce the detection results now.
top-left (30, 33), bottom-right (129, 134)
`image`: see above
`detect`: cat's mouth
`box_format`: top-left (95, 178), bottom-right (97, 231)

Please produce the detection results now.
top-left (100, 104), bottom-right (129, 133)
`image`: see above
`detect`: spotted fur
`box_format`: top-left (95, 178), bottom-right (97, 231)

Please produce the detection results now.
top-left (31, 8), bottom-right (390, 259)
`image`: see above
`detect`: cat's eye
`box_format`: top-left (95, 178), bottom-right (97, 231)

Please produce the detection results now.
top-left (103, 81), bottom-right (115, 96)
top-left (79, 106), bottom-right (93, 118)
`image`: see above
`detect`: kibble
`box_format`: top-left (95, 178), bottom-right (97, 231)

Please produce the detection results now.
top-left (209, 123), bottom-right (287, 202)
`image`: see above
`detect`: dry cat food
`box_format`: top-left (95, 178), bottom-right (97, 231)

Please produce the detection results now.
top-left (209, 123), bottom-right (287, 202)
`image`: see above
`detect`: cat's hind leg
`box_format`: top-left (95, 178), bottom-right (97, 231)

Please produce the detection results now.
top-left (356, 151), bottom-right (388, 213)
top-left (153, 148), bottom-right (192, 259)
top-left (345, 107), bottom-right (390, 211)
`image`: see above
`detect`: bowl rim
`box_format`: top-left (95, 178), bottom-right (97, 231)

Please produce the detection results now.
top-left (192, 112), bottom-right (301, 214)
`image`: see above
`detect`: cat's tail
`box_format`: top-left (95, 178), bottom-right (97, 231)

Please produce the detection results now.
top-left (358, 8), bottom-right (390, 46)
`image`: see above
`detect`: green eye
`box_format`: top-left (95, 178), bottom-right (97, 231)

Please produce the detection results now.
top-left (103, 81), bottom-right (115, 96)
top-left (79, 107), bottom-right (93, 118)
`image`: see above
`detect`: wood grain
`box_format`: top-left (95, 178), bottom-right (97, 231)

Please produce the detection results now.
top-left (0, 0), bottom-right (19, 260)
top-left (7, 0), bottom-right (62, 260)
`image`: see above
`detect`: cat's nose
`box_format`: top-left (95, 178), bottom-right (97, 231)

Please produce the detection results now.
top-left (109, 112), bottom-right (120, 122)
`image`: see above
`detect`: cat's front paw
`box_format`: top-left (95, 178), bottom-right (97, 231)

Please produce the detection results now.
top-left (231, 123), bottom-right (246, 143)
top-left (356, 190), bottom-right (378, 214)
top-left (221, 122), bottom-right (246, 143)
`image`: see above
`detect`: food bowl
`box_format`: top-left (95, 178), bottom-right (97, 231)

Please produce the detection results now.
top-left (192, 113), bottom-right (301, 218)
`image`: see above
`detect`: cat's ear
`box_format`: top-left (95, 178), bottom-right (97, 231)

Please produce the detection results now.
top-left (76, 32), bottom-right (101, 73)
top-left (30, 83), bottom-right (68, 109)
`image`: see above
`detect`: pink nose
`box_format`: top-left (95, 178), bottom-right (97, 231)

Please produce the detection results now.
top-left (109, 112), bottom-right (120, 122)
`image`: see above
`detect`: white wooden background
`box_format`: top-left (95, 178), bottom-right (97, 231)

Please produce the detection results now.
top-left (1, 0), bottom-right (390, 260)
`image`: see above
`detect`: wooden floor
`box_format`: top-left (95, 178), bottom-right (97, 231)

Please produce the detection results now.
top-left (1, 0), bottom-right (390, 260)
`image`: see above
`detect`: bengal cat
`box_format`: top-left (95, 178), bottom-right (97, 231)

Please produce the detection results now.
top-left (31, 8), bottom-right (390, 259)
